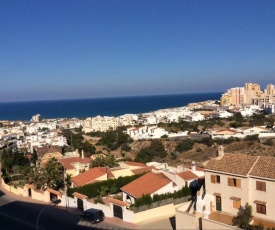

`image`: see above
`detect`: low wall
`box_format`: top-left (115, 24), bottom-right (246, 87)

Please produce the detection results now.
top-left (1, 178), bottom-right (11, 191)
top-left (84, 200), bottom-right (113, 217)
top-left (202, 217), bottom-right (241, 230)
top-left (176, 209), bottom-right (197, 230)
top-left (31, 189), bottom-right (45, 201)
top-left (131, 203), bottom-right (176, 224)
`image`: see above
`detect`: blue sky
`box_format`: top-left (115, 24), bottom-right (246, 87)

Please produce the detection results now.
top-left (1, 0), bottom-right (275, 102)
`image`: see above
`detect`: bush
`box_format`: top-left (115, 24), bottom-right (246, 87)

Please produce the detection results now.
top-left (94, 196), bottom-right (104, 204)
top-left (68, 173), bottom-right (145, 198)
top-left (244, 134), bottom-right (259, 141)
top-left (175, 139), bottom-right (195, 152)
top-left (135, 140), bottom-right (167, 163)
top-left (196, 148), bottom-right (202, 152)
top-left (121, 144), bottom-right (131, 152)
top-left (232, 203), bottom-right (252, 229)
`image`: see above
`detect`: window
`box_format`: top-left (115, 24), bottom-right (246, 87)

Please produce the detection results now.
top-left (256, 204), bottom-right (266, 214)
top-left (256, 181), bottom-right (266, 192)
top-left (228, 177), bottom-right (241, 188)
top-left (233, 200), bottom-right (241, 209)
top-left (211, 175), bottom-right (221, 184)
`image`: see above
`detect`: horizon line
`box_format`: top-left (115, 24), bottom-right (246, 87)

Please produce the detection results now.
top-left (0, 91), bottom-right (222, 104)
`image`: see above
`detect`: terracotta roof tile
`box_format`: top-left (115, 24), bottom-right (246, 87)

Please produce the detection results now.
top-left (131, 166), bottom-right (154, 175)
top-left (205, 153), bottom-right (258, 175)
top-left (46, 188), bottom-right (62, 197)
top-left (249, 156), bottom-right (275, 180)
top-left (71, 167), bottom-right (108, 187)
top-left (59, 157), bottom-right (92, 170)
top-left (72, 192), bottom-right (87, 199)
top-left (177, 171), bottom-right (198, 181)
top-left (108, 198), bottom-right (128, 206)
top-left (121, 172), bottom-right (172, 198)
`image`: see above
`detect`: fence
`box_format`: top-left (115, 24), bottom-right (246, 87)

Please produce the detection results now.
top-left (132, 195), bottom-right (190, 213)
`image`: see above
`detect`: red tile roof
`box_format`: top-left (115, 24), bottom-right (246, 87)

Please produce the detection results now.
top-left (121, 172), bottom-right (172, 198)
top-left (59, 157), bottom-right (92, 170)
top-left (72, 192), bottom-right (87, 199)
top-left (46, 188), bottom-right (62, 197)
top-left (125, 161), bottom-right (147, 168)
top-left (205, 153), bottom-right (258, 175)
top-left (131, 166), bottom-right (154, 175)
top-left (71, 167), bottom-right (111, 187)
top-left (249, 157), bottom-right (275, 180)
top-left (108, 198), bottom-right (128, 207)
top-left (177, 171), bottom-right (198, 181)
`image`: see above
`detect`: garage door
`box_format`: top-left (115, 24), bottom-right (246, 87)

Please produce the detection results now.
top-left (113, 205), bottom-right (123, 219)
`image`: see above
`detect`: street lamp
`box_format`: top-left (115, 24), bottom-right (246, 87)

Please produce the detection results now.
top-left (36, 199), bottom-right (61, 230)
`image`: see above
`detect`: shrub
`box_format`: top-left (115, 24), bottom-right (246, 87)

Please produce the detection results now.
top-left (68, 173), bottom-right (145, 198)
top-left (196, 148), bottom-right (202, 152)
top-left (175, 139), bottom-right (195, 152)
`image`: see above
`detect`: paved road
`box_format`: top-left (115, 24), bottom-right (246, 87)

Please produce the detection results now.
top-left (0, 170), bottom-right (175, 230)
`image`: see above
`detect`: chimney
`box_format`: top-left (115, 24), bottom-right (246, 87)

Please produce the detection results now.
top-left (191, 161), bottom-right (196, 171)
top-left (217, 145), bottom-right (224, 157)
top-left (177, 165), bottom-right (184, 173)
top-left (81, 150), bottom-right (84, 159)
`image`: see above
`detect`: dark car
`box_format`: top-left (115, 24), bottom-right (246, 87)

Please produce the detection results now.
top-left (80, 208), bottom-right (105, 224)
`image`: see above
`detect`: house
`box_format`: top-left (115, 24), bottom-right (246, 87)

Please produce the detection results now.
top-left (59, 157), bottom-right (92, 177)
top-left (120, 172), bottom-right (175, 206)
top-left (71, 167), bottom-right (115, 187)
top-left (240, 126), bottom-right (269, 135)
top-left (210, 128), bottom-right (242, 139)
top-left (179, 145), bottom-right (275, 229)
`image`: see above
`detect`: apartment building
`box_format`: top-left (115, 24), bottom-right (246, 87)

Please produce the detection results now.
top-left (221, 83), bottom-right (275, 106)
top-left (220, 87), bottom-right (245, 106)
top-left (82, 116), bottom-right (120, 133)
top-left (32, 114), bottom-right (42, 122)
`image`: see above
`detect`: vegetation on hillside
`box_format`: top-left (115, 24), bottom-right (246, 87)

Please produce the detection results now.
top-left (90, 154), bottom-right (119, 168)
top-left (61, 129), bottom-right (95, 155)
top-left (88, 126), bottom-right (133, 151)
top-left (135, 140), bottom-right (167, 163)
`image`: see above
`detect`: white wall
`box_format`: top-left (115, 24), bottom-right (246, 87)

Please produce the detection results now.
top-left (205, 171), bottom-right (249, 216)
top-left (249, 177), bottom-right (275, 222)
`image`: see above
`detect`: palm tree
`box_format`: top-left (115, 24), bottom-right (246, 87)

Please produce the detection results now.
top-left (39, 157), bottom-right (64, 190)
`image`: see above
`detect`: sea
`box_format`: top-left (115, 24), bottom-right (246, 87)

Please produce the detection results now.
top-left (0, 92), bottom-right (222, 121)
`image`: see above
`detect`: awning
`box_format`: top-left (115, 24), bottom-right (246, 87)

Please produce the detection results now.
top-left (230, 196), bottom-right (241, 201)
top-left (254, 200), bottom-right (266, 205)
top-left (72, 192), bottom-right (87, 200)
top-left (109, 198), bottom-right (128, 207)
top-left (25, 184), bottom-right (35, 189)
top-left (46, 188), bottom-right (62, 197)
top-left (213, 193), bottom-right (221, 196)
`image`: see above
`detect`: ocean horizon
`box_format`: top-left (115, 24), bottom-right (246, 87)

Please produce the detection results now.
top-left (0, 92), bottom-right (222, 121)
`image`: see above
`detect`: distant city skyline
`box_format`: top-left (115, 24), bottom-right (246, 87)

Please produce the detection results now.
top-left (1, 0), bottom-right (275, 102)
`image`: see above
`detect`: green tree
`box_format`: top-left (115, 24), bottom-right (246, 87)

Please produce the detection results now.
top-left (135, 140), bottom-right (167, 163)
top-left (90, 155), bottom-right (118, 168)
top-left (121, 143), bottom-right (131, 152)
top-left (81, 141), bottom-right (96, 155)
top-left (39, 157), bottom-right (64, 190)
top-left (232, 203), bottom-right (252, 229)
top-left (175, 139), bottom-right (195, 152)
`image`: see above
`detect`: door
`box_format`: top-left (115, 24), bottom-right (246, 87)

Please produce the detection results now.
top-left (50, 193), bottom-right (58, 202)
top-left (77, 198), bottom-right (84, 210)
top-left (216, 196), bottom-right (222, 211)
top-left (113, 205), bottom-right (123, 219)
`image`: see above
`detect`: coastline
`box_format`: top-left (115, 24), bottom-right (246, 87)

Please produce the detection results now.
top-left (0, 92), bottom-right (222, 121)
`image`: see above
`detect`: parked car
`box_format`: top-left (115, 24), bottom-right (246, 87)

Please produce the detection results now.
top-left (80, 208), bottom-right (105, 224)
